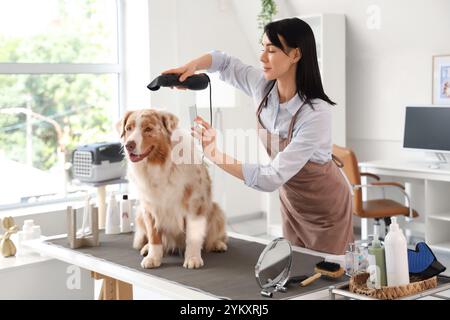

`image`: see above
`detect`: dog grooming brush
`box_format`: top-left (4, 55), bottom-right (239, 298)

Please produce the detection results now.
top-left (300, 261), bottom-right (345, 287)
top-left (286, 275), bottom-right (308, 286)
top-left (408, 242), bottom-right (446, 280)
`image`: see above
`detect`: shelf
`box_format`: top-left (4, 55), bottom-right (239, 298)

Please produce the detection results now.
top-left (428, 214), bottom-right (450, 222)
top-left (430, 242), bottom-right (450, 253)
top-left (404, 221), bottom-right (425, 234)
top-left (355, 160), bottom-right (450, 255)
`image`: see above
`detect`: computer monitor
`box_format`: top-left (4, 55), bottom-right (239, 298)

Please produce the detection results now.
top-left (403, 106), bottom-right (450, 163)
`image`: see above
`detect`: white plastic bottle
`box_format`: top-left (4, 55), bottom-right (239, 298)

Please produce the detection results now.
top-left (105, 192), bottom-right (120, 235)
top-left (31, 225), bottom-right (41, 240)
top-left (17, 220), bottom-right (34, 257)
top-left (120, 195), bottom-right (132, 233)
top-left (77, 194), bottom-right (91, 237)
top-left (384, 217), bottom-right (410, 286)
top-left (23, 220), bottom-right (35, 240)
top-left (17, 220), bottom-right (40, 256)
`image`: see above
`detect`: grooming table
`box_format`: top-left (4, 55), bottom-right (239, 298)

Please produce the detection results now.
top-left (25, 232), bottom-right (348, 300)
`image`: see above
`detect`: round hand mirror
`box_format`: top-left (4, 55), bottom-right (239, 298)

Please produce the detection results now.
top-left (255, 237), bottom-right (292, 298)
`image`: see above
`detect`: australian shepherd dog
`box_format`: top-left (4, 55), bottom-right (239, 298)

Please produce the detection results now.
top-left (117, 109), bottom-right (227, 269)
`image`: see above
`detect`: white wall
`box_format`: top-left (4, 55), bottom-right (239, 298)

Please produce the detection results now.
top-left (0, 260), bottom-right (94, 300)
top-left (283, 0), bottom-right (450, 161)
top-left (145, 0), bottom-right (450, 220)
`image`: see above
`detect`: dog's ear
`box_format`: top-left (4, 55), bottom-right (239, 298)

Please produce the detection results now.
top-left (116, 111), bottom-right (133, 138)
top-left (159, 112), bottom-right (179, 135)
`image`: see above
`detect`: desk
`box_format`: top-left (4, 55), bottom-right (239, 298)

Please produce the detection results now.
top-left (24, 232), bottom-right (343, 300)
top-left (359, 160), bottom-right (450, 256)
top-left (1, 234), bottom-right (94, 299)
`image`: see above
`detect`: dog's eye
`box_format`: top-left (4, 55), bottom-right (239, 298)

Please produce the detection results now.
top-left (126, 126), bottom-right (132, 131)
top-left (144, 127), bottom-right (153, 133)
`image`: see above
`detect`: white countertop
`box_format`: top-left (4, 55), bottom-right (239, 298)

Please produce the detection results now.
top-left (0, 234), bottom-right (52, 272)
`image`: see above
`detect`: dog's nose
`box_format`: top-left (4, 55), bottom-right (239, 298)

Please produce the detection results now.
top-left (126, 141), bottom-right (136, 152)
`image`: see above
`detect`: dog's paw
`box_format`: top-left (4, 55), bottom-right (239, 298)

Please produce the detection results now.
top-left (140, 244), bottom-right (149, 257)
top-left (183, 256), bottom-right (204, 269)
top-left (212, 241), bottom-right (228, 252)
top-left (141, 256), bottom-right (162, 269)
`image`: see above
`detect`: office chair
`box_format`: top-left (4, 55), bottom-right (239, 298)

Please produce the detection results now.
top-left (332, 145), bottom-right (419, 239)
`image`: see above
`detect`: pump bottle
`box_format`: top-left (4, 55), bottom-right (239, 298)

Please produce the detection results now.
top-left (367, 233), bottom-right (387, 287)
top-left (384, 217), bottom-right (410, 286)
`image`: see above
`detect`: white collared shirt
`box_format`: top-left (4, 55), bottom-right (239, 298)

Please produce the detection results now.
top-left (208, 50), bottom-right (333, 192)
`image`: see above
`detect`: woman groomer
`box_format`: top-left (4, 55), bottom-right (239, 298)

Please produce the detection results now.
top-left (163, 18), bottom-right (353, 255)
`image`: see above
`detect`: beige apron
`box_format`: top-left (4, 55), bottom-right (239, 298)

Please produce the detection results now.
top-left (256, 88), bottom-right (354, 255)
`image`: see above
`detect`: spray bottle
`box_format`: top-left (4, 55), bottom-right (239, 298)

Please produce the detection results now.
top-left (120, 194), bottom-right (132, 233)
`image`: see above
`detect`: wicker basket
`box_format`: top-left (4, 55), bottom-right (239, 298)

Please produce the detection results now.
top-left (349, 272), bottom-right (437, 300)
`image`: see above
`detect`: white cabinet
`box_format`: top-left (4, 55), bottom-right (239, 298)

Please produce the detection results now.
top-left (359, 160), bottom-right (450, 272)
top-left (424, 180), bottom-right (450, 252)
top-left (300, 14), bottom-right (346, 147)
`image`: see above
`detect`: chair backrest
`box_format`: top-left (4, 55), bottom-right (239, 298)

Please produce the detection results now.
top-left (332, 144), bottom-right (363, 215)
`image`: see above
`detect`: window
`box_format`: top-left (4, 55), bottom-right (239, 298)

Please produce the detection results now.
top-left (0, 0), bottom-right (123, 206)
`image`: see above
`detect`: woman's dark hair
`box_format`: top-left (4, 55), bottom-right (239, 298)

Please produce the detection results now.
top-left (264, 18), bottom-right (336, 106)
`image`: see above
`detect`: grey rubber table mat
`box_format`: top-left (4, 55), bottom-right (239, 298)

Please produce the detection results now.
top-left (49, 232), bottom-right (348, 300)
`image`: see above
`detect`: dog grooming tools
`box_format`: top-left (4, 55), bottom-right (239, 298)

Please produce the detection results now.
top-left (300, 261), bottom-right (345, 287)
top-left (285, 275), bottom-right (308, 286)
top-left (408, 242), bottom-right (446, 280)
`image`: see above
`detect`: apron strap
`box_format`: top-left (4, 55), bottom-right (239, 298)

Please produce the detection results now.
top-left (257, 82), bottom-right (307, 145)
top-left (256, 81), bottom-right (276, 120)
top-left (287, 101), bottom-right (307, 143)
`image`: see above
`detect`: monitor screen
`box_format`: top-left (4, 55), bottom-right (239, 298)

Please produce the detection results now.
top-left (403, 106), bottom-right (450, 152)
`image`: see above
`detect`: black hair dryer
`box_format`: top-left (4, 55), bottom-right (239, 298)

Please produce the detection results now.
top-left (147, 73), bottom-right (210, 91)
top-left (147, 73), bottom-right (213, 126)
